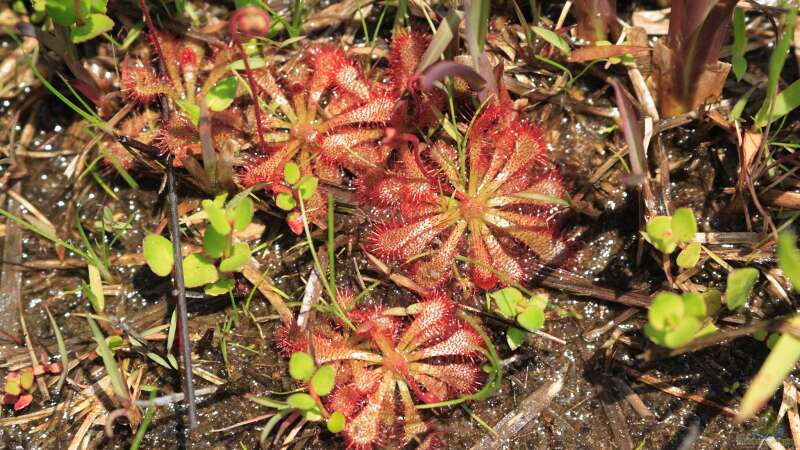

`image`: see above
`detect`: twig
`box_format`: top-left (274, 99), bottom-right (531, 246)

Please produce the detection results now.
top-left (166, 154), bottom-right (197, 430)
top-left (620, 365), bottom-right (737, 416)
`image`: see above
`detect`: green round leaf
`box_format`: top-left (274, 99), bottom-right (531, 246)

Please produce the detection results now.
top-left (287, 393), bottom-right (315, 411)
top-left (203, 227), bottom-right (226, 258)
top-left (682, 292), bottom-right (706, 320)
top-left (182, 254), bottom-right (219, 288)
top-left (232, 197), bottom-right (254, 232)
top-left (506, 326), bottom-right (525, 351)
top-left (676, 241), bottom-right (702, 269)
top-left (284, 162), bottom-right (301, 185)
top-left (725, 267), bottom-right (759, 311)
top-left (18, 370), bottom-right (34, 390)
top-left (670, 208), bottom-right (697, 242)
top-left (311, 365), bottom-right (335, 396)
top-left (219, 242), bottom-right (250, 273)
top-left (644, 324), bottom-right (667, 346)
top-left (297, 176), bottom-right (318, 201)
top-left (204, 277), bottom-right (234, 296)
top-left (490, 287), bottom-right (522, 318)
top-left (648, 292), bottom-right (684, 330)
top-left (644, 216), bottom-right (677, 253)
top-left (143, 234), bottom-right (174, 277)
top-left (517, 304), bottom-right (545, 332)
top-left (46, 0), bottom-right (77, 26)
top-left (301, 406), bottom-right (323, 422)
top-left (205, 77), bottom-right (238, 112)
top-left (276, 192), bottom-right (297, 211)
top-left (663, 316), bottom-right (702, 348)
top-left (289, 352), bottom-right (314, 382)
top-left (202, 199), bottom-right (231, 235)
top-left (778, 231), bottom-right (800, 292)
top-left (70, 14), bottom-right (114, 43)
top-left (327, 411), bottom-right (346, 433)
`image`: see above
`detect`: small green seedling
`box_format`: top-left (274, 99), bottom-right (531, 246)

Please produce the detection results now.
top-left (275, 162), bottom-right (319, 235)
top-left (643, 208), bottom-right (705, 269)
top-left (45, 0), bottom-right (115, 43)
top-left (645, 290), bottom-right (719, 349)
top-left (738, 231), bottom-right (800, 422)
top-left (724, 267), bottom-right (759, 311)
top-left (3, 367), bottom-right (36, 411)
top-left (143, 193), bottom-right (255, 295)
top-left (285, 351), bottom-right (345, 429)
top-left (488, 287), bottom-right (548, 350)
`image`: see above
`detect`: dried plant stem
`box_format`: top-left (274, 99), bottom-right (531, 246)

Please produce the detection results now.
top-left (166, 154), bottom-right (197, 430)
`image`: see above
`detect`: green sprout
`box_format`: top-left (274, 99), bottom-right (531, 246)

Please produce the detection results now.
top-left (487, 287), bottom-right (548, 350)
top-left (143, 193), bottom-right (256, 295)
top-left (644, 290), bottom-right (720, 349)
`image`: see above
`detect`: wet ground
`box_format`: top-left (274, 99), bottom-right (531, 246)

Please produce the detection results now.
top-left (0, 3), bottom-right (793, 449)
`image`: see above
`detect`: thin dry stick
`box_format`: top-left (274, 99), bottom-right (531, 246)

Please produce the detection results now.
top-left (166, 154), bottom-right (197, 430)
top-left (621, 365), bottom-right (737, 416)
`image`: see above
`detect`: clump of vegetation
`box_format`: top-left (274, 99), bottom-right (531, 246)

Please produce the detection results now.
top-left (5, 0), bottom-right (800, 448)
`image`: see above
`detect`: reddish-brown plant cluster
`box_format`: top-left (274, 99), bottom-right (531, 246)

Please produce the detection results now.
top-left (278, 294), bottom-right (485, 448)
top-left (362, 100), bottom-right (568, 290)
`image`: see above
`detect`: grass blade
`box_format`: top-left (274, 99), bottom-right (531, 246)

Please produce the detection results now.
top-left (87, 316), bottom-right (129, 402)
top-left (755, 6), bottom-right (797, 127)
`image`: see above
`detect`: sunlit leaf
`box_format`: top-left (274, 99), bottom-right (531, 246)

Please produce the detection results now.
top-left (284, 162), bottom-right (300, 185)
top-left (506, 326), bottom-right (525, 351)
top-left (327, 411), bottom-right (346, 433)
top-left (732, 8), bottom-right (747, 81)
top-left (203, 227), bottom-right (226, 258)
top-left (70, 13), bottom-right (114, 43)
top-left (517, 304), bottom-right (544, 332)
top-left (232, 197), bottom-right (254, 232)
top-left (677, 241), bottom-right (702, 269)
top-left (297, 176), bottom-right (318, 201)
top-left (289, 352), bottom-right (314, 382)
top-left (182, 254), bottom-right (219, 288)
top-left (276, 192), bottom-right (296, 211)
top-left (648, 292), bottom-right (684, 330)
top-left (287, 392), bottom-right (315, 410)
top-left (531, 26), bottom-right (571, 55)
top-left (725, 267), bottom-right (759, 310)
top-left (670, 208), bottom-right (697, 242)
top-left (778, 231), bottom-right (800, 292)
top-left (490, 287), bottom-right (523, 318)
top-left (311, 365), bottom-right (335, 396)
top-left (218, 242), bottom-right (250, 272)
top-left (205, 77), bottom-right (238, 112)
top-left (737, 315), bottom-right (800, 422)
top-left (202, 199), bottom-right (231, 235)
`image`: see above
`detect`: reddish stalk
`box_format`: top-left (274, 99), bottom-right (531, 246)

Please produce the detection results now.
top-left (229, 7), bottom-right (270, 151)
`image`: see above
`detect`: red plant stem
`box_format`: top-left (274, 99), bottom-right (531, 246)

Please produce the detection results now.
top-left (138, 0), bottom-right (172, 88)
top-left (229, 9), bottom-right (268, 151)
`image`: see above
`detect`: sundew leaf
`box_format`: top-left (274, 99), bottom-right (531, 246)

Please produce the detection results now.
top-left (737, 315), bottom-right (800, 422)
top-left (143, 234), bottom-right (174, 276)
top-left (677, 241), bottom-right (702, 269)
top-left (182, 254), bottom-right (219, 288)
top-left (206, 77), bottom-right (238, 112)
top-left (725, 267), bottom-right (759, 310)
top-left (289, 351), bottom-right (314, 382)
top-left (778, 231), bottom-right (800, 292)
top-left (70, 14), bottom-right (114, 43)
top-left (531, 26), bottom-right (571, 55)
